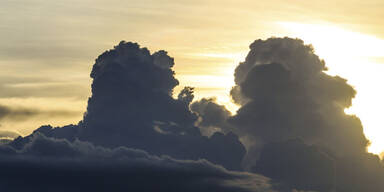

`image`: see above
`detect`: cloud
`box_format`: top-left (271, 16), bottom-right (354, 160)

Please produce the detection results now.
top-left (253, 139), bottom-right (335, 192)
top-left (177, 86), bottom-right (195, 105)
top-left (0, 82), bottom-right (89, 99)
top-left (0, 130), bottom-right (21, 144)
top-left (3, 38), bottom-right (383, 192)
top-left (81, 41), bottom-right (246, 170)
top-left (230, 37), bottom-right (367, 156)
top-left (190, 97), bottom-right (233, 136)
top-left (0, 130), bottom-right (21, 139)
top-left (9, 41), bottom-right (246, 171)
top-left (0, 104), bottom-right (80, 121)
top-left (0, 43), bottom-right (95, 63)
top-left (0, 133), bottom-right (278, 192)
top-left (228, 37), bottom-right (383, 191)
top-left (255, 144), bottom-right (384, 192)
top-left (335, 152), bottom-right (384, 192)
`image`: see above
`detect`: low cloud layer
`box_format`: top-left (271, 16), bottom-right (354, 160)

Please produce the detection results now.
top-left (0, 82), bottom-right (89, 99)
top-left (1, 133), bottom-right (277, 192)
top-left (0, 104), bottom-right (80, 121)
top-left (0, 130), bottom-right (20, 138)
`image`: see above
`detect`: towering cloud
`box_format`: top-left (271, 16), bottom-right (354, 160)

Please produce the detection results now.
top-left (230, 37), bottom-right (367, 155)
top-left (9, 41), bottom-right (246, 171)
top-left (79, 41), bottom-right (245, 170)
top-left (80, 41), bottom-right (197, 143)
top-left (228, 37), bottom-right (384, 191)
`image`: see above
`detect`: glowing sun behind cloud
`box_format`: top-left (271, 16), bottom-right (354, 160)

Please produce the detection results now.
top-left (280, 22), bottom-right (384, 155)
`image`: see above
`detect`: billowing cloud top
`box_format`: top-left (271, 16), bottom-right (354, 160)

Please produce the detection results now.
top-left (226, 37), bottom-right (383, 191)
top-left (230, 37), bottom-right (366, 156)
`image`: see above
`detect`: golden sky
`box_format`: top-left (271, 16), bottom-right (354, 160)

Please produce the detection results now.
top-left (1, 0), bottom-right (384, 154)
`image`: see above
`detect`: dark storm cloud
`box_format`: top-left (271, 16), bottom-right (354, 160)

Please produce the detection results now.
top-left (253, 139), bottom-right (335, 192)
top-left (78, 41), bottom-right (246, 170)
top-left (230, 37), bottom-right (367, 156)
top-left (0, 133), bottom-right (277, 192)
top-left (228, 37), bottom-right (384, 191)
top-left (335, 151), bottom-right (384, 192)
top-left (0, 104), bottom-right (80, 121)
top-left (252, 139), bottom-right (384, 192)
top-left (10, 41), bottom-right (246, 171)
top-left (3, 38), bottom-right (383, 192)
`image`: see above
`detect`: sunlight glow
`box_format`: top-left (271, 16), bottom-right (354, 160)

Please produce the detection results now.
top-left (176, 52), bottom-right (246, 113)
top-left (279, 22), bottom-right (384, 155)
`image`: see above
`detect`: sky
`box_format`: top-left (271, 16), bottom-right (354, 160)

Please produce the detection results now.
top-left (1, 0), bottom-right (384, 155)
top-left (2, 1), bottom-right (384, 191)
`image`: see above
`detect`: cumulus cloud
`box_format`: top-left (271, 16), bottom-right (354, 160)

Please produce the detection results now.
top-left (229, 37), bottom-right (368, 155)
top-left (0, 41), bottom-right (260, 191)
top-left (9, 41), bottom-right (246, 171)
top-left (2, 38), bottom-right (384, 192)
top-left (228, 37), bottom-right (383, 191)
